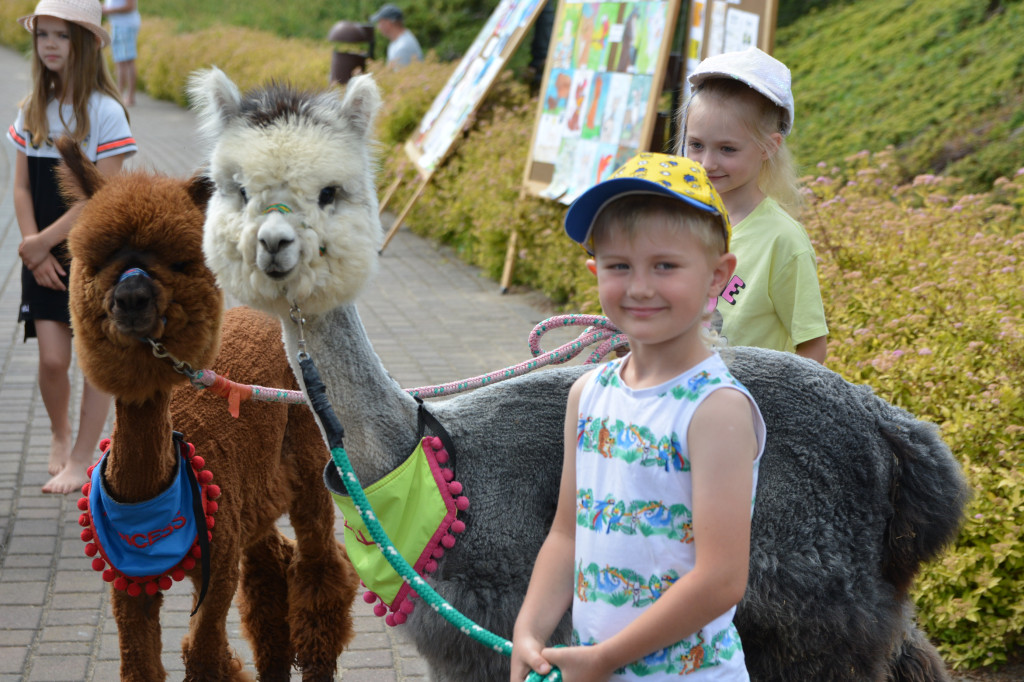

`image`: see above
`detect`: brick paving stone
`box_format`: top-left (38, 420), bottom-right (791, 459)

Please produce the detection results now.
top-left (23, 654), bottom-right (90, 681)
top-left (0, 648), bottom-right (28, 674)
top-left (0, 581), bottom-right (47, 605)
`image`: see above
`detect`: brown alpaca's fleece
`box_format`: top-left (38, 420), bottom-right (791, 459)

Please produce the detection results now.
top-left (60, 137), bottom-right (357, 681)
top-left (168, 306), bottom-right (358, 680)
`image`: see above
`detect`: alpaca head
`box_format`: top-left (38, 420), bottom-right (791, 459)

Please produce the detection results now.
top-left (188, 68), bottom-right (383, 318)
top-left (60, 138), bottom-right (224, 404)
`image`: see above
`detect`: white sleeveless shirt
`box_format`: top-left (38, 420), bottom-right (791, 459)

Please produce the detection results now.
top-left (573, 353), bottom-right (765, 680)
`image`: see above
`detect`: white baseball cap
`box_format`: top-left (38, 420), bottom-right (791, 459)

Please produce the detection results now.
top-left (689, 47), bottom-right (794, 136)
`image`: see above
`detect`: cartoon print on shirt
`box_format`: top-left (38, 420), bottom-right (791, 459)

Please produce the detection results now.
top-left (706, 273), bottom-right (746, 342)
top-left (573, 563), bottom-right (745, 677)
top-left (575, 489), bottom-right (695, 542)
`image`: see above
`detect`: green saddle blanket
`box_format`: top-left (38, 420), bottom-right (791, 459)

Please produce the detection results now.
top-left (323, 404), bottom-right (467, 626)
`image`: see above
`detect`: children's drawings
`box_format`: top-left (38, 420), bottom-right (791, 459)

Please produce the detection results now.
top-left (525, 1), bottom-right (676, 202)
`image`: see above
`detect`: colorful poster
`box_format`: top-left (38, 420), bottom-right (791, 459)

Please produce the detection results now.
top-left (407, 0), bottom-right (549, 175)
top-left (524, 0), bottom-right (680, 202)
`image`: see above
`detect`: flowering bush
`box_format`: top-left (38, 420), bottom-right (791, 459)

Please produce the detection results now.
top-left (802, 149), bottom-right (1024, 669)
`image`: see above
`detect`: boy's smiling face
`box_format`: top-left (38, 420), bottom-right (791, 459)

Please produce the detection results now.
top-left (593, 216), bottom-right (733, 360)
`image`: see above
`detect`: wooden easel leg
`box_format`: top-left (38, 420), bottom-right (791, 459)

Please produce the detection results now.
top-left (378, 161), bottom-right (407, 215)
top-left (499, 230), bottom-right (518, 294)
top-left (380, 176), bottom-right (430, 254)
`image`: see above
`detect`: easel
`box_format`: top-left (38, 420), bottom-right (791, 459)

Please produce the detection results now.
top-left (505, 0), bottom-right (687, 291)
top-left (380, 152), bottom-right (432, 252)
top-left (378, 0), bottom-right (551, 254)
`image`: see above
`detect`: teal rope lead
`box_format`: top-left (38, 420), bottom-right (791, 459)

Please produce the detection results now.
top-left (300, 355), bottom-right (560, 681)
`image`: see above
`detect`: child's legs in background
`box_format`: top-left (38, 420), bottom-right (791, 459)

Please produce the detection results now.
top-left (34, 319), bottom-right (72, 476)
top-left (70, 376), bottom-right (111, 474)
top-left (38, 321), bottom-right (112, 494)
top-left (116, 60), bottom-right (136, 105)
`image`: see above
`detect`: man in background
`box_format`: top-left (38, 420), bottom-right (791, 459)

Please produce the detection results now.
top-left (370, 4), bottom-right (423, 69)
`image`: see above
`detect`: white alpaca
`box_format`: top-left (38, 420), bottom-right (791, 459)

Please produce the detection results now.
top-left (189, 69), bottom-right (967, 682)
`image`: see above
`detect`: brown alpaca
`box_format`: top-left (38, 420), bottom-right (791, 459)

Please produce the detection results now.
top-left (58, 137), bottom-right (358, 681)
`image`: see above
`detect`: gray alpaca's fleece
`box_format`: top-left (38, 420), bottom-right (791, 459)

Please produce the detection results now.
top-left (188, 69), bottom-right (968, 681)
top-left (393, 346), bottom-right (967, 682)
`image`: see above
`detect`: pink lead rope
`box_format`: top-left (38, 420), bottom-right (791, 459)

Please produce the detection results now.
top-left (190, 314), bottom-right (626, 411)
top-left (406, 314), bottom-right (627, 398)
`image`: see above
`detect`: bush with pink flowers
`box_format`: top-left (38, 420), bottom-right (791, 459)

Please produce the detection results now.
top-left (802, 148), bottom-right (1024, 669)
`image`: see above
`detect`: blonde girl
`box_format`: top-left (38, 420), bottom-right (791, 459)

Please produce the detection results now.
top-left (679, 47), bottom-right (828, 363)
top-left (7, 0), bottom-right (136, 493)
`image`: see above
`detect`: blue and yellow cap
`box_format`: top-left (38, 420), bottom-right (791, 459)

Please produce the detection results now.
top-left (564, 153), bottom-right (731, 254)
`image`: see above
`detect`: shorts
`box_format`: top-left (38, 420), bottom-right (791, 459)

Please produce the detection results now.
top-left (110, 25), bottom-right (139, 63)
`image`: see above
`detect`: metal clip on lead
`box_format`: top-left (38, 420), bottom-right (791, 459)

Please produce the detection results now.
top-left (289, 305), bottom-right (309, 361)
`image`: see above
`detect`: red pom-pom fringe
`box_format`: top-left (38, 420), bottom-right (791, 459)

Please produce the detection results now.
top-left (77, 438), bottom-right (218, 602)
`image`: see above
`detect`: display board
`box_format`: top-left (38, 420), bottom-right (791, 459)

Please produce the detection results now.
top-left (684, 0), bottom-right (778, 96)
top-left (522, 0), bottom-right (684, 203)
top-left (405, 0), bottom-right (550, 176)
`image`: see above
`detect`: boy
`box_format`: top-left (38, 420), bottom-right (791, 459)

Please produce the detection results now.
top-left (511, 153), bottom-right (765, 681)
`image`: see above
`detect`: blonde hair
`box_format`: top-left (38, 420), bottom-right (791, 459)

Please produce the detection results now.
top-left (21, 18), bottom-right (126, 148)
top-left (590, 194), bottom-right (727, 260)
top-left (678, 78), bottom-right (802, 218)
top-left (590, 195), bottom-right (728, 348)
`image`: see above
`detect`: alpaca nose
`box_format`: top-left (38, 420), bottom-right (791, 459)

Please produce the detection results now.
top-left (113, 268), bottom-right (154, 311)
top-left (259, 233), bottom-right (294, 255)
top-left (258, 213), bottom-right (296, 255)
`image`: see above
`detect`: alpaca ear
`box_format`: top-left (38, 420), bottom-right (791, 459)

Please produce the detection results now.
top-left (338, 74), bottom-right (381, 139)
top-left (186, 172), bottom-right (216, 211)
top-left (55, 135), bottom-right (104, 203)
top-left (187, 67), bottom-right (243, 142)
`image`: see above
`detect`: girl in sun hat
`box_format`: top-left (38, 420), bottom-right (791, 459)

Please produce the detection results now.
top-left (678, 46), bottom-right (829, 364)
top-left (8, 0), bottom-right (136, 494)
top-left (513, 152), bottom-right (765, 681)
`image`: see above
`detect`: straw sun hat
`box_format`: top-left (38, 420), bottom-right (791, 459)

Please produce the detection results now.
top-left (18, 0), bottom-right (110, 48)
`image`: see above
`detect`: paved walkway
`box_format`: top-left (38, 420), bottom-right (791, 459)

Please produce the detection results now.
top-left (0, 47), bottom-right (581, 680)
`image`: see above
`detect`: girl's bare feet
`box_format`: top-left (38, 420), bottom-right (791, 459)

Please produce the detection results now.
top-left (42, 459), bottom-right (90, 494)
top-left (48, 433), bottom-right (71, 476)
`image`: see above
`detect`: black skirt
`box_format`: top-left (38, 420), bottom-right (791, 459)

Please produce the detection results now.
top-left (19, 155), bottom-right (73, 341)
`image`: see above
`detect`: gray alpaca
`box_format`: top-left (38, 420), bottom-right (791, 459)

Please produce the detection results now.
top-left (189, 69), bottom-right (969, 681)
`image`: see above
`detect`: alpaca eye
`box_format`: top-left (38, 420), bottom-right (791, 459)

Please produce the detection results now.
top-left (171, 261), bottom-right (189, 273)
top-left (318, 186), bottom-right (340, 208)
top-left (239, 187), bottom-right (249, 204)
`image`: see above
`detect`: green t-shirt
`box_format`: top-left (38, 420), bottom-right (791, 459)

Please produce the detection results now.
top-left (712, 197), bottom-right (828, 352)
